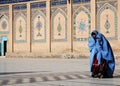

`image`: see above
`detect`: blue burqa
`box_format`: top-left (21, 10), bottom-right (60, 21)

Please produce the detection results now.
top-left (88, 30), bottom-right (115, 77)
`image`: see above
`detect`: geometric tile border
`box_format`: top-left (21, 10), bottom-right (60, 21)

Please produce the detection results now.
top-left (51, 8), bottom-right (67, 42)
top-left (32, 11), bottom-right (46, 42)
top-left (74, 6), bottom-right (91, 41)
top-left (13, 4), bottom-right (27, 42)
top-left (14, 13), bottom-right (27, 42)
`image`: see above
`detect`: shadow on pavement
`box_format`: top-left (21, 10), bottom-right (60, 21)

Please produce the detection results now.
top-left (114, 75), bottom-right (120, 78)
top-left (0, 71), bottom-right (49, 75)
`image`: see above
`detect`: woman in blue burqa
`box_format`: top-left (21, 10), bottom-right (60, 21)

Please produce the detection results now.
top-left (88, 30), bottom-right (115, 78)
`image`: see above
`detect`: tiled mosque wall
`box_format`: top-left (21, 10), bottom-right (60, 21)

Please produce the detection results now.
top-left (0, 0), bottom-right (119, 58)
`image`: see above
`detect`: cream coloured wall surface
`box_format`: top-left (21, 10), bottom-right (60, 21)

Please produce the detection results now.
top-left (0, 0), bottom-right (119, 58)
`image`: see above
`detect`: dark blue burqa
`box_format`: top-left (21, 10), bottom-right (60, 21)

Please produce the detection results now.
top-left (88, 30), bottom-right (115, 77)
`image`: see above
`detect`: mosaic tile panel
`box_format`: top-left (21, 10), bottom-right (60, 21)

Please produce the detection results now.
top-left (73, 6), bottom-right (91, 41)
top-left (97, 0), bottom-right (116, 2)
top-left (0, 6), bottom-right (9, 34)
top-left (51, 8), bottom-right (67, 42)
top-left (13, 4), bottom-right (27, 42)
top-left (31, 2), bottom-right (46, 42)
top-left (0, 6), bottom-right (9, 12)
top-left (51, 0), bottom-right (67, 6)
top-left (97, 3), bottom-right (117, 40)
top-left (73, 0), bottom-right (90, 4)
top-left (0, 0), bottom-right (33, 4)
top-left (51, 0), bottom-right (67, 42)
top-left (31, 2), bottom-right (46, 8)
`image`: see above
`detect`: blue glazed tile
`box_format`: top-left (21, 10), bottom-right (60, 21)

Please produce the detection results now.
top-left (13, 4), bottom-right (27, 10)
top-left (31, 2), bottom-right (46, 9)
top-left (51, 0), bottom-right (67, 6)
top-left (0, 6), bottom-right (9, 12)
top-left (20, 5), bottom-right (27, 10)
top-left (73, 0), bottom-right (90, 3)
top-left (0, 0), bottom-right (33, 4)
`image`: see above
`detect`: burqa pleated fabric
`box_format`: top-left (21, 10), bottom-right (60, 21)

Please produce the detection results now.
top-left (88, 30), bottom-right (115, 78)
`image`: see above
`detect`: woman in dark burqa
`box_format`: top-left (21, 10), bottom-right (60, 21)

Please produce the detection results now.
top-left (88, 30), bottom-right (115, 78)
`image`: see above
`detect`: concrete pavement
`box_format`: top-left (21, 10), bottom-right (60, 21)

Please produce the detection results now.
top-left (0, 58), bottom-right (120, 86)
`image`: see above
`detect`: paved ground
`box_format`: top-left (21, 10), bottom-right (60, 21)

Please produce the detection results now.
top-left (0, 58), bottom-right (120, 86)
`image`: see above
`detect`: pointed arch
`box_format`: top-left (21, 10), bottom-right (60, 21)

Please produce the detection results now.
top-left (74, 6), bottom-right (90, 16)
top-left (97, 3), bottom-right (117, 40)
top-left (32, 11), bottom-right (46, 21)
top-left (97, 3), bottom-right (117, 15)
top-left (0, 15), bottom-right (9, 34)
top-left (52, 8), bottom-right (67, 18)
top-left (0, 15), bottom-right (8, 21)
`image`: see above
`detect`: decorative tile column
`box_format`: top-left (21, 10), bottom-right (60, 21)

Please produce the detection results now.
top-left (27, 2), bottom-right (31, 52)
top-left (118, 0), bottom-right (120, 41)
top-left (67, 0), bottom-right (73, 52)
top-left (8, 4), bottom-right (13, 53)
top-left (46, 0), bottom-right (51, 52)
top-left (91, 0), bottom-right (97, 31)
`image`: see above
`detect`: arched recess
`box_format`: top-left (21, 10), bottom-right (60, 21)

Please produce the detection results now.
top-left (0, 15), bottom-right (9, 34)
top-left (51, 8), bottom-right (67, 42)
top-left (32, 11), bottom-right (46, 42)
top-left (14, 13), bottom-right (27, 42)
top-left (97, 3), bottom-right (117, 40)
top-left (74, 6), bottom-right (91, 41)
